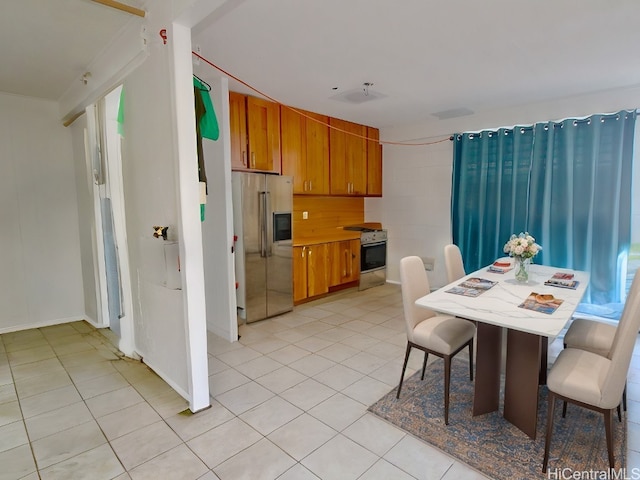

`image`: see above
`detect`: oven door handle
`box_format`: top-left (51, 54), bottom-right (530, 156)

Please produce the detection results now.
top-left (362, 241), bottom-right (387, 248)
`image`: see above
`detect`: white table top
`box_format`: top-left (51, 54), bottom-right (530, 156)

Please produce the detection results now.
top-left (415, 263), bottom-right (590, 339)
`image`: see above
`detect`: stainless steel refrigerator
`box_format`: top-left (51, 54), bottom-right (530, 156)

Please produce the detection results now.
top-left (232, 172), bottom-right (293, 323)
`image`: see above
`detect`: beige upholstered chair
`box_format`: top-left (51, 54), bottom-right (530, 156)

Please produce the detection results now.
top-left (542, 269), bottom-right (640, 472)
top-left (444, 244), bottom-right (466, 284)
top-left (397, 256), bottom-right (476, 424)
top-left (564, 318), bottom-right (617, 357)
top-left (563, 317), bottom-right (626, 414)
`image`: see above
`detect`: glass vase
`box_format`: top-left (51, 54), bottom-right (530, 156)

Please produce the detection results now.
top-left (514, 257), bottom-right (530, 283)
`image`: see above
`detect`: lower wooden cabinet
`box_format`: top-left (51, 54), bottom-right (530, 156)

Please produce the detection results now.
top-left (329, 239), bottom-right (360, 287)
top-left (294, 240), bottom-right (360, 303)
top-left (293, 244), bottom-right (329, 302)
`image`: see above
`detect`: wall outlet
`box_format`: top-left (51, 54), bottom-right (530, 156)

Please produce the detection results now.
top-left (302, 211), bottom-right (308, 220)
top-left (421, 256), bottom-right (435, 271)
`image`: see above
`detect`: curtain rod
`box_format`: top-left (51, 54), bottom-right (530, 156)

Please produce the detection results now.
top-left (92, 0), bottom-right (146, 18)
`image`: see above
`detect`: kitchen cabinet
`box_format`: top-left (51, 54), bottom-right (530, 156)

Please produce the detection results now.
top-left (229, 93), bottom-right (281, 173)
top-left (329, 118), bottom-right (367, 196)
top-left (293, 244), bottom-right (329, 302)
top-left (281, 107), bottom-right (329, 195)
top-left (247, 96), bottom-right (281, 173)
top-left (366, 127), bottom-right (382, 196)
top-left (229, 92), bottom-right (248, 170)
top-left (329, 239), bottom-right (360, 287)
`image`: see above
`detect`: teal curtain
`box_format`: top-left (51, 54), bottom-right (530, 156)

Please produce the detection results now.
top-left (528, 112), bottom-right (636, 304)
top-left (451, 127), bottom-right (534, 271)
top-left (452, 110), bottom-right (636, 306)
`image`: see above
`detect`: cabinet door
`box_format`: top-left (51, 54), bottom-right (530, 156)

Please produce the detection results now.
top-left (247, 96), bottom-right (281, 173)
top-left (305, 112), bottom-right (329, 195)
top-left (329, 240), bottom-right (360, 286)
top-left (347, 239), bottom-right (361, 283)
top-left (293, 246), bottom-right (308, 303)
top-left (330, 118), bottom-right (366, 195)
top-left (229, 92), bottom-right (248, 170)
top-left (281, 106), bottom-right (306, 193)
top-left (366, 127), bottom-right (382, 196)
top-left (281, 108), bottom-right (329, 194)
top-left (307, 244), bottom-right (329, 297)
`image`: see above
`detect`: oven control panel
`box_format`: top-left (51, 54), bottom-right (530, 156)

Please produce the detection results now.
top-left (361, 230), bottom-right (387, 245)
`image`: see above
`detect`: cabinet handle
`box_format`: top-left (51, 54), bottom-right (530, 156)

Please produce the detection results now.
top-left (303, 180), bottom-right (308, 192)
top-left (302, 246), bottom-right (306, 258)
top-left (251, 152), bottom-right (256, 168)
top-left (309, 180), bottom-right (312, 191)
top-left (242, 150), bottom-right (247, 166)
top-left (344, 250), bottom-right (348, 277)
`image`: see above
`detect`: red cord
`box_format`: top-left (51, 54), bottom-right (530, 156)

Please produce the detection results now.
top-left (191, 51), bottom-right (451, 147)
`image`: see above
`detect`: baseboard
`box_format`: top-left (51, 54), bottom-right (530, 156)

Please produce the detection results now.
top-left (0, 315), bottom-right (87, 335)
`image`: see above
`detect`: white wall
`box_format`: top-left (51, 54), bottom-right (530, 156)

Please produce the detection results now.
top-left (0, 93), bottom-right (85, 333)
top-left (120, 22), bottom-right (190, 401)
top-left (372, 86), bottom-right (640, 289)
top-left (69, 112), bottom-right (100, 325)
top-left (200, 77), bottom-right (238, 341)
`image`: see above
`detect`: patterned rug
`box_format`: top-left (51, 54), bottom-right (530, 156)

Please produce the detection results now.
top-left (368, 358), bottom-right (626, 480)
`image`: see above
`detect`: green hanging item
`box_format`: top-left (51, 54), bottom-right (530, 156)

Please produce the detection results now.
top-left (193, 77), bottom-right (219, 141)
top-left (117, 87), bottom-right (125, 136)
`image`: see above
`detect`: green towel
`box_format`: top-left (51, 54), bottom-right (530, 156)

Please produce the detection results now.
top-left (117, 87), bottom-right (125, 136)
top-left (193, 77), bottom-right (219, 141)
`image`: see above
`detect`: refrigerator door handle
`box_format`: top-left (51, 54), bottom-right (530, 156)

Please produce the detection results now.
top-left (265, 192), bottom-right (272, 257)
top-left (259, 191), bottom-right (267, 258)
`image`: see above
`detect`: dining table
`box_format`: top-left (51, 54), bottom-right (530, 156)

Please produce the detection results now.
top-left (415, 262), bottom-right (589, 439)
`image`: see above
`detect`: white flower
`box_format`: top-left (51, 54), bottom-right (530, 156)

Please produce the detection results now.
top-left (503, 232), bottom-right (541, 260)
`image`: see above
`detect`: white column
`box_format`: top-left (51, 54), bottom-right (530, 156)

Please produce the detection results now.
top-left (168, 22), bottom-right (210, 412)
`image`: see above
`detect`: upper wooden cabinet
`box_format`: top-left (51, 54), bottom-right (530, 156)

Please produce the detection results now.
top-left (366, 127), bottom-right (382, 196)
top-left (329, 118), bottom-right (367, 196)
top-left (247, 96), bottom-right (281, 173)
top-left (281, 107), bottom-right (329, 195)
top-left (229, 92), bottom-right (281, 173)
top-left (229, 92), bottom-right (248, 170)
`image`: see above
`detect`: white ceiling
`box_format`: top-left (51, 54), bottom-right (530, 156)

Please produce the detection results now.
top-left (3, 0), bottom-right (640, 129)
top-left (0, 0), bottom-right (144, 101)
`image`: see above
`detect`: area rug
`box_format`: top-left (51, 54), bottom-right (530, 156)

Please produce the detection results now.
top-left (368, 358), bottom-right (626, 480)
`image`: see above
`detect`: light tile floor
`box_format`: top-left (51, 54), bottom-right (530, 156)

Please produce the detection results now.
top-left (1, 283), bottom-right (640, 479)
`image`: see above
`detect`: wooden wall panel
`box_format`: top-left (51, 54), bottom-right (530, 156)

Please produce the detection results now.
top-left (293, 196), bottom-right (364, 239)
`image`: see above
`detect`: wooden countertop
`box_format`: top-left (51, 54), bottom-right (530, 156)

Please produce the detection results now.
top-left (293, 230), bottom-right (361, 246)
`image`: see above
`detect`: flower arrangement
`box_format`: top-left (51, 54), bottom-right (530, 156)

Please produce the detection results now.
top-left (503, 232), bottom-right (541, 260)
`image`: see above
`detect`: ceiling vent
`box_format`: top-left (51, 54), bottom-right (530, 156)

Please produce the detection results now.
top-left (432, 107), bottom-right (474, 120)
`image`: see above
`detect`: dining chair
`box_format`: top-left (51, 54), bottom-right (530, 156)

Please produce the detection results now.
top-left (542, 269), bottom-right (640, 472)
top-left (563, 317), bottom-right (626, 415)
top-left (397, 256), bottom-right (476, 425)
top-left (444, 244), bottom-right (466, 283)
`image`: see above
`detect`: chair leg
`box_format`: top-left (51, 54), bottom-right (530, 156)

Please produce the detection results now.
top-left (617, 404), bottom-right (622, 422)
top-left (562, 401), bottom-right (567, 418)
top-left (421, 351), bottom-right (429, 380)
top-left (543, 392), bottom-right (557, 473)
top-left (604, 408), bottom-right (615, 469)
top-left (468, 340), bottom-right (474, 381)
top-left (624, 383), bottom-right (627, 411)
top-left (397, 343), bottom-right (412, 399)
top-left (444, 355), bottom-right (451, 425)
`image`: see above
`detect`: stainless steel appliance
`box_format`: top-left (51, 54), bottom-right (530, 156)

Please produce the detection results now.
top-left (344, 226), bottom-right (387, 290)
top-left (232, 172), bottom-right (293, 323)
